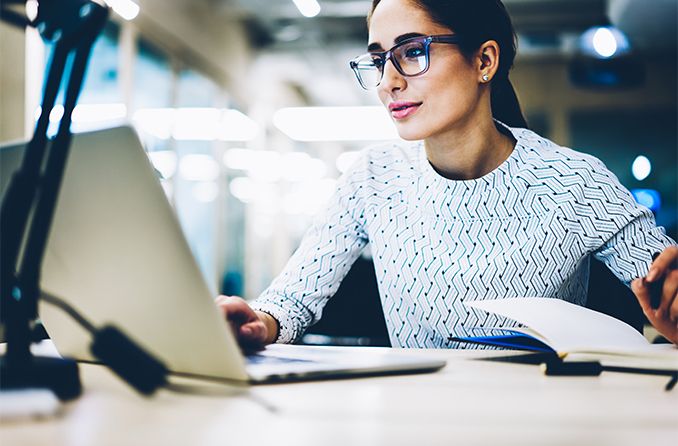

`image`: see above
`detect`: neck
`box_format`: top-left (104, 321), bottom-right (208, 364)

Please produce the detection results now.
top-left (424, 115), bottom-right (516, 181)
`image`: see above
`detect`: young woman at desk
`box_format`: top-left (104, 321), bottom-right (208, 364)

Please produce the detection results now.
top-left (217, 0), bottom-right (678, 348)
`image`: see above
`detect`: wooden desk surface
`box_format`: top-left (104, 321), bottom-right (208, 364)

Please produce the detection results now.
top-left (1, 346), bottom-right (677, 446)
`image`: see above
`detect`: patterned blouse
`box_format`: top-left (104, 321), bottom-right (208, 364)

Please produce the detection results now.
top-left (252, 124), bottom-right (675, 347)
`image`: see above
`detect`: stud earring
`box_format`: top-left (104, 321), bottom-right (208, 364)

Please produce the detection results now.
top-left (482, 74), bottom-right (490, 82)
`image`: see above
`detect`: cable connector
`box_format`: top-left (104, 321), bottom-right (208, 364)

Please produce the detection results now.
top-left (90, 326), bottom-right (168, 396)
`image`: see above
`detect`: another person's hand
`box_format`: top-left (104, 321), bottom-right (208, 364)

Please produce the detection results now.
top-left (215, 295), bottom-right (279, 351)
top-left (631, 245), bottom-right (678, 345)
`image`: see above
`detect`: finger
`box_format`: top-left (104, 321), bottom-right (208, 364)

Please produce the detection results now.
top-left (215, 295), bottom-right (241, 306)
top-left (661, 269), bottom-right (678, 320)
top-left (215, 296), bottom-right (256, 323)
top-left (631, 278), bottom-right (652, 317)
top-left (670, 292), bottom-right (678, 324)
top-left (215, 295), bottom-right (239, 310)
top-left (215, 297), bottom-right (244, 320)
top-left (661, 269), bottom-right (678, 305)
top-left (654, 269), bottom-right (678, 318)
top-left (647, 246), bottom-right (678, 282)
top-left (240, 320), bottom-right (267, 342)
top-left (238, 321), bottom-right (268, 352)
top-left (228, 320), bottom-right (261, 342)
top-left (214, 296), bottom-right (230, 314)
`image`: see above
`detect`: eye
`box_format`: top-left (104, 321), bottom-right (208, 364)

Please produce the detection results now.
top-left (370, 55), bottom-right (385, 68)
top-left (403, 45), bottom-right (425, 59)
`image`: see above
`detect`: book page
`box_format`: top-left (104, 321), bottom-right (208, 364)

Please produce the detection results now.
top-left (467, 298), bottom-right (662, 355)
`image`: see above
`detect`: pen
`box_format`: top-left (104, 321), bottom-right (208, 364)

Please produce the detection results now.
top-left (648, 252), bottom-right (663, 309)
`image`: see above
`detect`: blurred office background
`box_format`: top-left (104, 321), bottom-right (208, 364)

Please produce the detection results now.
top-left (1, 0), bottom-right (676, 344)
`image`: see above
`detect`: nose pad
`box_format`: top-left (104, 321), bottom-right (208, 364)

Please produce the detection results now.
top-left (379, 59), bottom-right (406, 92)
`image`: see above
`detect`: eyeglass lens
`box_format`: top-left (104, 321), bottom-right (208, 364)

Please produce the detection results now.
top-left (353, 39), bottom-right (429, 88)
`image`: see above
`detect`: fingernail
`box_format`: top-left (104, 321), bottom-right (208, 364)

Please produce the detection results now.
top-left (241, 326), bottom-right (251, 335)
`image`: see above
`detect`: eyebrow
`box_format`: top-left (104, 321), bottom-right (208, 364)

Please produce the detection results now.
top-left (367, 32), bottom-right (426, 52)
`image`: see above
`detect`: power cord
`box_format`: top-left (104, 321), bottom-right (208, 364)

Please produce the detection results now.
top-left (41, 292), bottom-right (168, 395)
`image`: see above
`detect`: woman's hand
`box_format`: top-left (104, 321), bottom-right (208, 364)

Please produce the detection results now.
top-left (215, 295), bottom-right (279, 351)
top-left (631, 245), bottom-right (678, 345)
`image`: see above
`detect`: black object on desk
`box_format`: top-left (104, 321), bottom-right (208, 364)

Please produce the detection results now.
top-left (0, 0), bottom-right (167, 399)
top-left (480, 354), bottom-right (676, 392)
top-left (0, 0), bottom-right (108, 401)
top-left (541, 360), bottom-right (677, 392)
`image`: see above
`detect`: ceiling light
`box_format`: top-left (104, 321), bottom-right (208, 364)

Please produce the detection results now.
top-left (192, 182), bottom-right (219, 203)
top-left (132, 108), bottom-right (259, 141)
top-left (172, 108), bottom-right (221, 141)
top-left (579, 26), bottom-right (630, 59)
top-left (147, 150), bottom-right (178, 180)
top-left (631, 155), bottom-right (651, 181)
top-left (630, 189), bottom-right (661, 212)
top-left (292, 0), bottom-right (321, 18)
top-left (179, 154), bottom-right (220, 182)
top-left (104, 0), bottom-right (140, 21)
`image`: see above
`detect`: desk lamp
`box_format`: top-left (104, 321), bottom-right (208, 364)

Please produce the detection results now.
top-left (0, 0), bottom-right (167, 400)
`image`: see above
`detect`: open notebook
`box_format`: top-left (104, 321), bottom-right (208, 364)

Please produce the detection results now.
top-left (452, 298), bottom-right (678, 371)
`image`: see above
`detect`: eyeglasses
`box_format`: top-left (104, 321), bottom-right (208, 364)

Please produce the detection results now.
top-left (349, 34), bottom-right (461, 90)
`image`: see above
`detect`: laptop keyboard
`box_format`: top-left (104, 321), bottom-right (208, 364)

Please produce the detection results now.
top-left (245, 353), bottom-right (315, 366)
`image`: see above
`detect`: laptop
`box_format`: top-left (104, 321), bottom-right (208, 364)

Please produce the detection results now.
top-left (0, 125), bottom-right (445, 383)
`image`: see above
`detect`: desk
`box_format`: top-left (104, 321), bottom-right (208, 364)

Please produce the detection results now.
top-left (1, 346), bottom-right (677, 446)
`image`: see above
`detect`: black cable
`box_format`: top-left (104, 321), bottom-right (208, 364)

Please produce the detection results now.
top-left (541, 360), bottom-right (677, 392)
top-left (40, 292), bottom-right (96, 335)
top-left (40, 291), bottom-right (168, 396)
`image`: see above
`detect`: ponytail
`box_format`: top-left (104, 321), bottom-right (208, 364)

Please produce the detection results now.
top-left (491, 76), bottom-right (528, 128)
top-left (370, 0), bottom-right (529, 130)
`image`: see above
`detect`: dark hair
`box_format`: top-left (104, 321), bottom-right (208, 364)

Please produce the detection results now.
top-left (368, 0), bottom-right (528, 129)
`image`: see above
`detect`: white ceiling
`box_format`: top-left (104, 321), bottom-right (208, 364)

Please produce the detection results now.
top-left (219, 0), bottom-right (676, 50)
top-left (133, 0), bottom-right (677, 107)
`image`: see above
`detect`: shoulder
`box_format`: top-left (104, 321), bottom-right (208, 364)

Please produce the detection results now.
top-left (510, 127), bottom-right (619, 189)
top-left (358, 140), bottom-right (421, 169)
top-left (332, 140), bottom-right (421, 207)
top-left (508, 126), bottom-right (641, 217)
top-left (339, 139), bottom-right (422, 184)
top-left (511, 127), bottom-right (607, 172)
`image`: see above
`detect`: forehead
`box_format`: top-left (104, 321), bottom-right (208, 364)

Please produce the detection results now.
top-left (368, 0), bottom-right (452, 48)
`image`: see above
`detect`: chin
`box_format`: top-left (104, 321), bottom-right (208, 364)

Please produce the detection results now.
top-left (394, 124), bottom-right (428, 141)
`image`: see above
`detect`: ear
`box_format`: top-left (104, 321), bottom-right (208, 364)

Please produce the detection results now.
top-left (476, 40), bottom-right (500, 84)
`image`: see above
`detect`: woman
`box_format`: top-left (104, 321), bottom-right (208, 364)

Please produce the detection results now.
top-left (217, 0), bottom-right (678, 349)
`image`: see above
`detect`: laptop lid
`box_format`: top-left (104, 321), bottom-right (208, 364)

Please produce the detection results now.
top-left (0, 125), bottom-right (248, 381)
top-left (1, 125), bottom-right (446, 383)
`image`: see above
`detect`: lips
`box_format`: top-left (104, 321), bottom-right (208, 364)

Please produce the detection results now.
top-left (388, 101), bottom-right (422, 120)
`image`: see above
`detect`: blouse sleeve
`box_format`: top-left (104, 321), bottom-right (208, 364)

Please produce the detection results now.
top-left (588, 159), bottom-right (676, 286)
top-left (593, 207), bottom-right (675, 287)
top-left (250, 153), bottom-right (371, 343)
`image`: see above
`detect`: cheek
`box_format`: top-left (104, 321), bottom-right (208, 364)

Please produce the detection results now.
top-left (426, 71), bottom-right (478, 112)
top-left (377, 89), bottom-right (389, 106)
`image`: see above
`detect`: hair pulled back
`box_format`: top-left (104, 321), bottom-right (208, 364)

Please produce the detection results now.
top-left (369, 0), bottom-right (528, 128)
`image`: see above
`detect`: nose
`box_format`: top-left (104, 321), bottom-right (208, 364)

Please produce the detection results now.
top-left (378, 58), bottom-right (406, 93)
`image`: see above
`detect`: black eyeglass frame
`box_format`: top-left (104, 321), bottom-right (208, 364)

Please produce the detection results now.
top-left (349, 34), bottom-right (462, 90)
